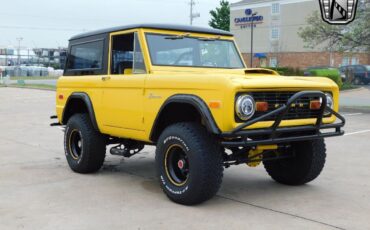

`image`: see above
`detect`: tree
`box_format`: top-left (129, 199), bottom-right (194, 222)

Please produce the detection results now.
top-left (298, 4), bottom-right (370, 52)
top-left (209, 0), bottom-right (230, 31)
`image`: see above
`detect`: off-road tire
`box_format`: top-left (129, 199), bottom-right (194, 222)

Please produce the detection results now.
top-left (263, 139), bottom-right (326, 185)
top-left (156, 122), bottom-right (223, 205)
top-left (64, 113), bottom-right (106, 173)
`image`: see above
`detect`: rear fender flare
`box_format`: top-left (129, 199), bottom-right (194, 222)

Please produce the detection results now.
top-left (62, 92), bottom-right (99, 131)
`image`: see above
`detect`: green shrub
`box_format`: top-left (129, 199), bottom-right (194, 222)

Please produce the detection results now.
top-left (265, 67), bottom-right (304, 76)
top-left (309, 69), bottom-right (343, 88)
top-left (340, 82), bottom-right (358, 91)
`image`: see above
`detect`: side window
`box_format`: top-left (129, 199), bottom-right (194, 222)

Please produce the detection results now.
top-left (133, 33), bottom-right (146, 74)
top-left (111, 32), bottom-right (146, 75)
top-left (271, 3), bottom-right (280, 14)
top-left (355, 66), bottom-right (364, 72)
top-left (67, 40), bottom-right (104, 70)
top-left (342, 57), bottom-right (350, 66)
top-left (351, 57), bottom-right (359, 65)
top-left (269, 57), bottom-right (277, 67)
top-left (271, 27), bottom-right (279, 40)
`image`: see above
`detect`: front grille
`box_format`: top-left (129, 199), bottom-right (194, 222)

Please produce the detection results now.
top-left (240, 91), bottom-right (329, 122)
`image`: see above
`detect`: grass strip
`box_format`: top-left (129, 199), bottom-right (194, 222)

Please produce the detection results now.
top-left (7, 84), bottom-right (56, 90)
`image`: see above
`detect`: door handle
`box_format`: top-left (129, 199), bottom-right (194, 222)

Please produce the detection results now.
top-left (101, 76), bottom-right (111, 81)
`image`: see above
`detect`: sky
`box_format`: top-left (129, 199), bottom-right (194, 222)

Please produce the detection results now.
top-left (0, 0), bottom-right (239, 49)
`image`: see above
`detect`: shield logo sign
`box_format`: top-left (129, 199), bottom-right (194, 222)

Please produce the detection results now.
top-left (318, 0), bottom-right (359, 24)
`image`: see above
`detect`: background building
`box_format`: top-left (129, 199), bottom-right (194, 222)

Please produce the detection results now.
top-left (230, 0), bottom-right (370, 68)
top-left (0, 47), bottom-right (67, 69)
top-left (0, 47), bottom-right (66, 77)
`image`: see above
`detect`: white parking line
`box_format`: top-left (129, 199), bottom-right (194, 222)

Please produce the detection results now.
top-left (344, 130), bottom-right (370, 136)
top-left (343, 113), bottom-right (363, 116)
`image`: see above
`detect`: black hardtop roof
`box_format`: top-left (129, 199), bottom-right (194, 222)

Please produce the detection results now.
top-left (69, 23), bottom-right (233, 40)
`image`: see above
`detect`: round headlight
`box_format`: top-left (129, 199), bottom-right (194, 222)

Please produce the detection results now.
top-left (321, 93), bottom-right (333, 115)
top-left (236, 95), bottom-right (256, 120)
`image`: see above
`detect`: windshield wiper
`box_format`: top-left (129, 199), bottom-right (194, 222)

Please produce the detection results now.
top-left (197, 38), bottom-right (216, 41)
top-left (164, 33), bottom-right (190, 40)
top-left (164, 34), bottom-right (221, 41)
top-left (197, 36), bottom-right (221, 41)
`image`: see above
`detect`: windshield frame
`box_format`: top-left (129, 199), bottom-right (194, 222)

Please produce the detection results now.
top-left (144, 32), bottom-right (246, 69)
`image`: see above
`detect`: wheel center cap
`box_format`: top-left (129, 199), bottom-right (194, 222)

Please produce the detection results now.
top-left (177, 159), bottom-right (185, 169)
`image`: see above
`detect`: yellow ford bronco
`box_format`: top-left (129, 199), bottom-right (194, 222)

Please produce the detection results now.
top-left (51, 24), bottom-right (345, 205)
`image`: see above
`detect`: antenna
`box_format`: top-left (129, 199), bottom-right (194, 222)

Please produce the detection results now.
top-left (189, 0), bottom-right (200, 25)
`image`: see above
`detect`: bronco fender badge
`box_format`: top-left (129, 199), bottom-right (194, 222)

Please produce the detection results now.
top-left (148, 93), bottom-right (162, 99)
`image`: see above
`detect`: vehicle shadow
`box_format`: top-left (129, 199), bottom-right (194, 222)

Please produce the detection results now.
top-left (98, 154), bottom-right (320, 206)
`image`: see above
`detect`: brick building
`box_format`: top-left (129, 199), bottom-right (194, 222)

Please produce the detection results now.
top-left (230, 0), bottom-right (370, 69)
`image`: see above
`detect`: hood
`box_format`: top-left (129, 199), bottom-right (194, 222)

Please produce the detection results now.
top-left (151, 67), bottom-right (337, 90)
top-left (229, 70), bottom-right (337, 90)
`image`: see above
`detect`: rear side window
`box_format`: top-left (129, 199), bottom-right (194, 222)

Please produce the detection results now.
top-left (67, 40), bottom-right (104, 70)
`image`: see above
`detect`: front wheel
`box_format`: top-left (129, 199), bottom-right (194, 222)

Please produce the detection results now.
top-left (155, 122), bottom-right (223, 205)
top-left (263, 139), bottom-right (326, 185)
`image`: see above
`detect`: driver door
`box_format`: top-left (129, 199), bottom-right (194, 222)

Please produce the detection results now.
top-left (101, 31), bottom-right (147, 133)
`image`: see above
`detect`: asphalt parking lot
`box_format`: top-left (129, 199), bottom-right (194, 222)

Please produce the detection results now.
top-left (1, 87), bottom-right (370, 230)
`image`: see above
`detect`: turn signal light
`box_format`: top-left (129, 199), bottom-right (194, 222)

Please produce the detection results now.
top-left (310, 100), bottom-right (321, 110)
top-left (58, 94), bottom-right (64, 100)
top-left (209, 101), bottom-right (221, 109)
top-left (256, 102), bottom-right (268, 112)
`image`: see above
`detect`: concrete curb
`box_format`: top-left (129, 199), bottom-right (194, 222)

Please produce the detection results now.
top-left (340, 106), bottom-right (370, 114)
top-left (340, 86), bottom-right (364, 93)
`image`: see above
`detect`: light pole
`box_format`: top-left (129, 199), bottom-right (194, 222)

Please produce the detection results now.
top-left (189, 0), bottom-right (200, 25)
top-left (250, 12), bottom-right (257, 68)
top-left (16, 37), bottom-right (23, 66)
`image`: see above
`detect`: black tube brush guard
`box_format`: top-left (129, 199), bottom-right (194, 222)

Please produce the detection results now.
top-left (221, 91), bottom-right (345, 147)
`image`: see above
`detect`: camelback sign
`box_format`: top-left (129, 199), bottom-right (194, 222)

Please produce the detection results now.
top-left (234, 9), bottom-right (264, 29)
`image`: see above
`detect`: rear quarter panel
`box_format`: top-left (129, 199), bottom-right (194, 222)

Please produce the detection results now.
top-left (56, 76), bottom-right (104, 129)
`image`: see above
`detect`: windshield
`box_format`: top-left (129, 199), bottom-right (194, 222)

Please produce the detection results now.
top-left (366, 65), bottom-right (370, 71)
top-left (146, 34), bottom-right (245, 69)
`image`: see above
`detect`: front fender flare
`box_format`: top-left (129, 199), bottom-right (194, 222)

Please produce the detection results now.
top-left (149, 94), bottom-right (221, 142)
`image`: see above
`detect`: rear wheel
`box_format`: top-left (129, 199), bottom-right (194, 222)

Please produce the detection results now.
top-left (155, 122), bottom-right (223, 205)
top-left (263, 139), bottom-right (326, 185)
top-left (64, 113), bottom-right (106, 173)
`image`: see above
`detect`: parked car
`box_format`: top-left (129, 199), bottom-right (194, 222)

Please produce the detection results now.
top-left (51, 24), bottom-right (345, 205)
top-left (339, 65), bottom-right (370, 85)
